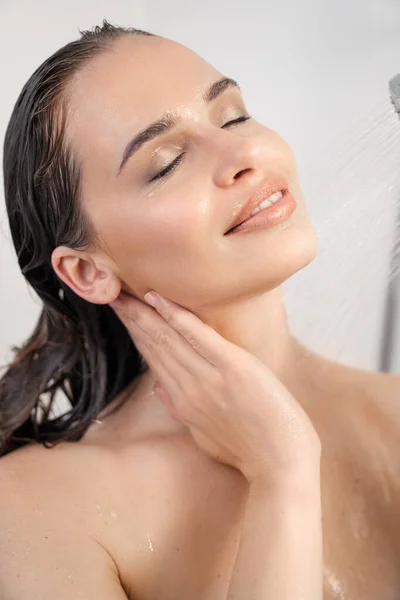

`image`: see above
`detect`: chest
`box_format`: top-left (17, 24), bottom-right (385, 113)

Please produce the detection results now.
top-left (113, 451), bottom-right (400, 600)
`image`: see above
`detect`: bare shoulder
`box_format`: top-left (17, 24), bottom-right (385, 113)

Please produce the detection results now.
top-left (0, 429), bottom-right (209, 599)
top-left (329, 362), bottom-right (400, 468)
top-left (318, 353), bottom-right (400, 412)
top-left (0, 437), bottom-right (123, 516)
top-left (0, 440), bottom-right (130, 599)
top-left (311, 354), bottom-right (400, 467)
top-left (359, 369), bottom-right (400, 446)
top-left (344, 366), bottom-right (400, 423)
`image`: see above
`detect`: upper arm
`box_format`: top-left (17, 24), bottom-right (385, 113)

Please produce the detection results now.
top-left (0, 456), bottom-right (129, 600)
top-left (0, 539), bottom-right (129, 599)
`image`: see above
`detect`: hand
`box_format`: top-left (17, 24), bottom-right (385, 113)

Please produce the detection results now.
top-left (109, 291), bottom-right (321, 484)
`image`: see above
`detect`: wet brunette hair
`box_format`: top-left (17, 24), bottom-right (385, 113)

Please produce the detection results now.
top-left (0, 20), bottom-right (155, 456)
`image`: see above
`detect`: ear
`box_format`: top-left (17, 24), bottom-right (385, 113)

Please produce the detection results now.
top-left (51, 246), bottom-right (121, 305)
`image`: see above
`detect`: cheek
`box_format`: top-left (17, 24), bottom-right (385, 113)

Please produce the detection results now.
top-left (108, 210), bottom-right (197, 273)
top-left (148, 189), bottom-right (211, 248)
top-left (113, 215), bottom-right (204, 299)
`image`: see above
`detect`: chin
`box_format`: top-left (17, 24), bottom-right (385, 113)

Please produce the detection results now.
top-left (223, 217), bottom-right (319, 301)
top-left (251, 212), bottom-right (319, 293)
top-left (274, 217), bottom-right (319, 283)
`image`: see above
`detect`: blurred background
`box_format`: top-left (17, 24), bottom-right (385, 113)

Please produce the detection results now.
top-left (1, 0), bottom-right (400, 373)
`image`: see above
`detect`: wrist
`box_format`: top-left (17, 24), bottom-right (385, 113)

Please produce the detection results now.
top-left (249, 466), bottom-right (321, 502)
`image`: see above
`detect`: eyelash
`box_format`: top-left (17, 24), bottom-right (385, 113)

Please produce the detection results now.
top-left (149, 114), bottom-right (252, 182)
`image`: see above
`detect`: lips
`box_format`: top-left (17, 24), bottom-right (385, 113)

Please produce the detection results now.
top-left (224, 175), bottom-right (289, 235)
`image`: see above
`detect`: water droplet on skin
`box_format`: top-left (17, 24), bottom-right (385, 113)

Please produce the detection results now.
top-left (324, 566), bottom-right (346, 600)
top-left (147, 532), bottom-right (154, 552)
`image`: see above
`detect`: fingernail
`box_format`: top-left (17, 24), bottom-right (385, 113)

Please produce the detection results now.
top-left (144, 292), bottom-right (162, 310)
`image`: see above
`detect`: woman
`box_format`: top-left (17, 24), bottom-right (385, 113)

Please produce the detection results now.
top-left (0, 19), bottom-right (399, 600)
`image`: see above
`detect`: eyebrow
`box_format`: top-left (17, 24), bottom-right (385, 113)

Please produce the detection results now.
top-left (117, 77), bottom-right (241, 176)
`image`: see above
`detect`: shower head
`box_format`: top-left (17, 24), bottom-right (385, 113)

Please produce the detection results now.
top-left (389, 74), bottom-right (400, 114)
top-left (380, 74), bottom-right (400, 374)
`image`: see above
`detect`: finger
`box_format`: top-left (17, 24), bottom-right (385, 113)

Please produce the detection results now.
top-left (111, 296), bottom-right (225, 424)
top-left (110, 293), bottom-right (217, 382)
top-left (127, 290), bottom-right (235, 370)
top-left (153, 381), bottom-right (181, 421)
top-left (118, 315), bottom-right (187, 416)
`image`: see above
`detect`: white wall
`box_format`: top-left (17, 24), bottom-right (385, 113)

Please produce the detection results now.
top-left (1, 0), bottom-right (400, 374)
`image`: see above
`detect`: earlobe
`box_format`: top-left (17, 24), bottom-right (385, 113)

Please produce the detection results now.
top-left (51, 246), bottom-right (121, 305)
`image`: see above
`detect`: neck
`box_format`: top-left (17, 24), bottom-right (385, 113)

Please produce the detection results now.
top-left (132, 286), bottom-right (331, 425)
top-left (197, 286), bottom-right (301, 389)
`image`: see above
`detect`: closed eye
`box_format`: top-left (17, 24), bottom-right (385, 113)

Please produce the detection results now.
top-left (149, 114), bottom-right (252, 182)
top-left (221, 114), bottom-right (252, 128)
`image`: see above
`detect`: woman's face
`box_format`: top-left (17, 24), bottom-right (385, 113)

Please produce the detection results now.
top-left (64, 34), bottom-right (318, 309)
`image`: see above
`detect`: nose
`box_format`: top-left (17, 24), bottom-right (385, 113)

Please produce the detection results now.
top-left (212, 134), bottom-right (265, 188)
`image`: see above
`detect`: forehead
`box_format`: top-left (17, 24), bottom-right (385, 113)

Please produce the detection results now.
top-left (66, 36), bottom-right (222, 174)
